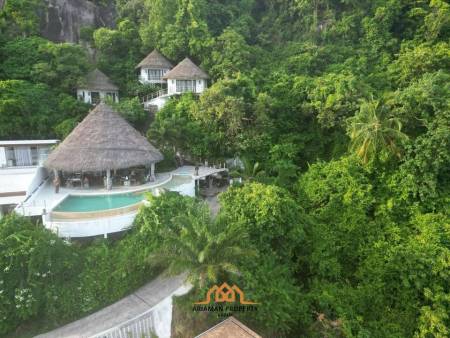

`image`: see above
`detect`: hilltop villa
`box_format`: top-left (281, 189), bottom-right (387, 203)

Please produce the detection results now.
top-left (12, 103), bottom-right (226, 238)
top-left (164, 57), bottom-right (209, 95)
top-left (136, 49), bottom-right (174, 85)
top-left (77, 69), bottom-right (119, 104)
top-left (136, 50), bottom-right (209, 110)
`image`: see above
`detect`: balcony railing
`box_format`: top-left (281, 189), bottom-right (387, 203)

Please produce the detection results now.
top-left (140, 89), bottom-right (168, 104)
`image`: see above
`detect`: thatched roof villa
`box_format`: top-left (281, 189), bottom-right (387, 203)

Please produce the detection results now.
top-left (77, 69), bottom-right (119, 104)
top-left (163, 57), bottom-right (209, 96)
top-left (136, 49), bottom-right (173, 84)
top-left (45, 102), bottom-right (162, 189)
top-left (163, 57), bottom-right (210, 81)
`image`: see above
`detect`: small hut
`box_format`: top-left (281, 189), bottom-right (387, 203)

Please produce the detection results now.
top-left (45, 103), bottom-right (163, 189)
top-left (77, 69), bottom-right (119, 104)
top-left (163, 57), bottom-right (209, 95)
top-left (136, 49), bottom-right (173, 85)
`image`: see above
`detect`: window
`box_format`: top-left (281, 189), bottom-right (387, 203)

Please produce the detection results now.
top-left (176, 80), bottom-right (196, 93)
top-left (37, 146), bottom-right (51, 165)
top-left (30, 146), bottom-right (38, 165)
top-left (106, 92), bottom-right (117, 101)
top-left (147, 69), bottom-right (164, 81)
top-left (13, 146), bottom-right (32, 166)
top-left (90, 92), bottom-right (100, 104)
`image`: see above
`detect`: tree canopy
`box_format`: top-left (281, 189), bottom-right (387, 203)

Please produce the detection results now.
top-left (0, 0), bottom-right (449, 336)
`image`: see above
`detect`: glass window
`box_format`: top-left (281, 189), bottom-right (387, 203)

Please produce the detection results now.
top-left (147, 69), bottom-right (164, 81)
top-left (31, 146), bottom-right (38, 165)
top-left (176, 80), bottom-right (196, 93)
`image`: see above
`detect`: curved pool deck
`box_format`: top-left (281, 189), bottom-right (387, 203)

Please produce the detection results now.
top-left (34, 166), bottom-right (228, 238)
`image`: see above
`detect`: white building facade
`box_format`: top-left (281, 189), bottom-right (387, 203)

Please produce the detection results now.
top-left (167, 78), bottom-right (207, 95)
top-left (0, 140), bottom-right (58, 218)
top-left (163, 57), bottom-right (209, 96)
top-left (77, 69), bottom-right (119, 104)
top-left (136, 49), bottom-right (174, 85)
top-left (77, 89), bottom-right (119, 104)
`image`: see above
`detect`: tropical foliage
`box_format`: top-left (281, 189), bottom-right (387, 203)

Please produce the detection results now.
top-left (0, 0), bottom-right (449, 337)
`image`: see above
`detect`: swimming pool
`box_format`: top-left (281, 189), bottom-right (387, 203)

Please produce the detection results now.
top-left (53, 175), bottom-right (194, 213)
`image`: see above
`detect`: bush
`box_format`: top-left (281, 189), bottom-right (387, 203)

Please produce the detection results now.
top-left (0, 214), bottom-right (160, 335)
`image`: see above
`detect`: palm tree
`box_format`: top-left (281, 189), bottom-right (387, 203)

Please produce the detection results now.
top-left (241, 156), bottom-right (264, 180)
top-left (347, 99), bottom-right (408, 164)
top-left (150, 206), bottom-right (255, 288)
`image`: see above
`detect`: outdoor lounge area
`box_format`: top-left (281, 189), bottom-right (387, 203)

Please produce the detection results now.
top-left (45, 102), bottom-right (163, 191)
top-left (61, 168), bottom-right (150, 189)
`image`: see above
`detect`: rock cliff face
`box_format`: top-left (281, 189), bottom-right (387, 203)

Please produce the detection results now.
top-left (40, 0), bottom-right (115, 43)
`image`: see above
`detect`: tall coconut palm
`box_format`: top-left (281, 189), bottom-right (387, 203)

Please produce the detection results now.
top-left (150, 206), bottom-right (255, 288)
top-left (347, 99), bottom-right (408, 164)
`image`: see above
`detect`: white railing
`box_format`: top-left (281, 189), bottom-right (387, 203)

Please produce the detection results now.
top-left (91, 284), bottom-right (191, 338)
top-left (140, 89), bottom-right (168, 104)
top-left (16, 199), bottom-right (48, 217)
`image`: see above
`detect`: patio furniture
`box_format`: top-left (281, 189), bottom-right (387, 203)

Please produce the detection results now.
top-left (66, 176), bottom-right (82, 188)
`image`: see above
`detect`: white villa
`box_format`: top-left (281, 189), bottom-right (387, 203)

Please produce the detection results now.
top-left (0, 140), bottom-right (58, 217)
top-left (137, 51), bottom-right (210, 110)
top-left (13, 103), bottom-right (227, 238)
top-left (164, 57), bottom-right (209, 95)
top-left (77, 69), bottom-right (119, 104)
top-left (136, 49), bottom-right (173, 85)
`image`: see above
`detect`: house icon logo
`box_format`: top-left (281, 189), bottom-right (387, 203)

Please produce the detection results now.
top-left (194, 282), bottom-right (258, 305)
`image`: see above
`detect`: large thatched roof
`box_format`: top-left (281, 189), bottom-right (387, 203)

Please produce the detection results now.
top-left (163, 57), bottom-right (209, 80)
top-left (136, 49), bottom-right (173, 69)
top-left (79, 69), bottom-right (119, 91)
top-left (45, 103), bottom-right (163, 172)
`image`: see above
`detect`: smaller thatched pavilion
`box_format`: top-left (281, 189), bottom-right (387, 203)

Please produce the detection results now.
top-left (45, 103), bottom-right (163, 189)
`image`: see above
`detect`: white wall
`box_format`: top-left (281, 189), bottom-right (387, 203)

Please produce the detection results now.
top-left (26, 167), bottom-right (49, 197)
top-left (145, 96), bottom-right (170, 110)
top-left (196, 79), bottom-right (206, 93)
top-left (43, 211), bottom-right (136, 238)
top-left (167, 79), bottom-right (177, 95)
top-left (0, 147), bottom-right (6, 168)
top-left (139, 68), bottom-right (170, 84)
top-left (167, 79), bottom-right (207, 95)
top-left (170, 178), bottom-right (195, 197)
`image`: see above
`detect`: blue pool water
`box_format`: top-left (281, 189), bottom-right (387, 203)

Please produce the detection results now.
top-left (53, 175), bottom-right (193, 212)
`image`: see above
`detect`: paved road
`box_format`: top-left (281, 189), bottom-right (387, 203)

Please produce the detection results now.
top-left (35, 273), bottom-right (187, 338)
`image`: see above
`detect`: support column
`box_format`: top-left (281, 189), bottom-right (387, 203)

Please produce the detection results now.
top-left (106, 169), bottom-right (112, 190)
top-left (53, 169), bottom-right (60, 193)
top-left (150, 163), bottom-right (156, 181)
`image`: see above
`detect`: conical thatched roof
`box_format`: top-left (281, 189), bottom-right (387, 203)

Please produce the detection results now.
top-left (136, 49), bottom-right (173, 69)
top-left (163, 57), bottom-right (209, 80)
top-left (80, 69), bottom-right (119, 91)
top-left (45, 103), bottom-right (163, 172)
